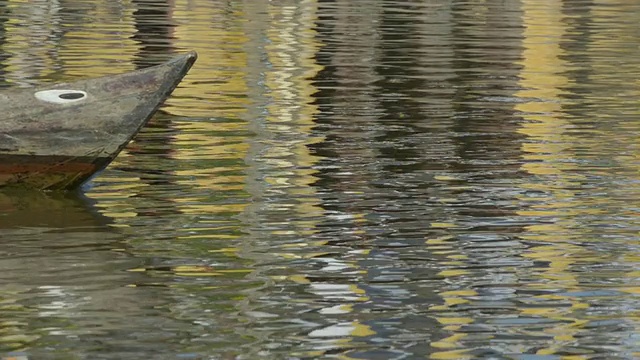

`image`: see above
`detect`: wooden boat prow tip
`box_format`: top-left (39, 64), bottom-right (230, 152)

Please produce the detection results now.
top-left (0, 51), bottom-right (197, 191)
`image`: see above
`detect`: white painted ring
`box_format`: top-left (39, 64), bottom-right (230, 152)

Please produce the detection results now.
top-left (34, 89), bottom-right (88, 104)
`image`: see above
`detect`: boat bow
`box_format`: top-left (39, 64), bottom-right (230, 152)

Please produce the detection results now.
top-left (0, 51), bottom-right (197, 190)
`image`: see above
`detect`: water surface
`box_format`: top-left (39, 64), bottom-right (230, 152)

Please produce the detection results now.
top-left (2, 0), bottom-right (640, 358)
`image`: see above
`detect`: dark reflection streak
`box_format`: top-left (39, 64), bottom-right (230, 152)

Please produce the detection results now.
top-left (0, 1), bottom-right (9, 88)
top-left (449, 1), bottom-right (526, 169)
top-left (132, 0), bottom-right (176, 68)
top-left (559, 0), bottom-right (594, 93)
top-left (554, 2), bottom-right (597, 194)
top-left (310, 2), bottom-right (386, 242)
top-left (57, 0), bottom-right (90, 27)
top-left (559, 0), bottom-right (595, 119)
top-left (118, 0), bottom-right (182, 218)
top-left (307, 7), bottom-right (376, 258)
top-left (447, 0), bottom-right (528, 224)
top-left (360, 3), bottom-right (441, 356)
top-left (308, 1), bottom-right (348, 221)
top-left (309, 2), bottom-right (441, 358)
top-left (372, 3), bottom-right (427, 173)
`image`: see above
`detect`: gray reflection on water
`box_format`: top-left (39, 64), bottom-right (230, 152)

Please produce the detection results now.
top-left (240, 1), bottom-right (533, 358)
top-left (1, 0), bottom-right (640, 358)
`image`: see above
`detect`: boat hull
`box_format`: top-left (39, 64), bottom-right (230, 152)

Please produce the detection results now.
top-left (0, 154), bottom-right (111, 190)
top-left (0, 51), bottom-right (197, 190)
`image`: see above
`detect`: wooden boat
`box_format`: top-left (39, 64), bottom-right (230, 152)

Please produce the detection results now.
top-left (0, 51), bottom-right (197, 191)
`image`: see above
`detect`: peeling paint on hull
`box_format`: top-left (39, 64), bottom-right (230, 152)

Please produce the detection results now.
top-left (0, 155), bottom-right (110, 190)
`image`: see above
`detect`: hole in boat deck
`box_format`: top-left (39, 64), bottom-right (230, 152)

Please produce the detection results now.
top-left (34, 89), bottom-right (88, 104)
top-left (59, 92), bottom-right (85, 100)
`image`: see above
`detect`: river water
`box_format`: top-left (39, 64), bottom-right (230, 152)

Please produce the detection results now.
top-left (1, 0), bottom-right (640, 359)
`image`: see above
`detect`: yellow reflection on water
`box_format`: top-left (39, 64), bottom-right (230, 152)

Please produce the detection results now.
top-left (513, 0), bottom-right (591, 355)
top-left (165, 0), bottom-right (249, 118)
top-left (237, 0), bottom-right (326, 251)
top-left (426, 234), bottom-right (474, 360)
top-left (515, 1), bottom-right (584, 355)
top-left (259, 0), bottom-right (324, 225)
top-left (4, 0), bottom-right (139, 83)
top-left (54, 0), bottom-right (138, 78)
top-left (428, 0), bottom-right (640, 357)
top-left (84, 1), bottom-right (254, 220)
top-left (4, 0), bottom-right (60, 84)
top-left (162, 0), bottom-right (251, 218)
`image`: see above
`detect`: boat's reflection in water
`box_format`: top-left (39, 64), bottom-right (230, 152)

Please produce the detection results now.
top-left (0, 189), bottom-right (112, 230)
top-left (0, 191), bottom-right (171, 357)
